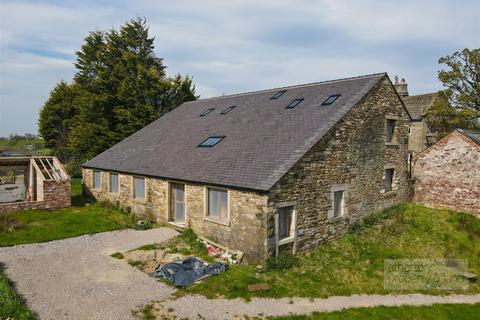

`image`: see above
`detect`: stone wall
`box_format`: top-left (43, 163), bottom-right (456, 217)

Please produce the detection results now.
top-left (0, 179), bottom-right (70, 213)
top-left (413, 131), bottom-right (480, 216)
top-left (408, 120), bottom-right (427, 154)
top-left (267, 76), bottom-right (410, 256)
top-left (82, 169), bottom-right (268, 262)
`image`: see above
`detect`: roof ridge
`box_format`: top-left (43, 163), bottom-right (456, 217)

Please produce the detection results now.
top-left (405, 92), bottom-right (439, 98)
top-left (187, 72), bottom-right (387, 103)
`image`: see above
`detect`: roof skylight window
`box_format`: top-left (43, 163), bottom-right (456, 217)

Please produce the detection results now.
top-left (321, 94), bottom-right (341, 105)
top-left (271, 90), bottom-right (286, 99)
top-left (199, 136), bottom-right (225, 147)
top-left (286, 98), bottom-right (304, 109)
top-left (200, 108), bottom-right (214, 116)
top-left (220, 106), bottom-right (236, 114)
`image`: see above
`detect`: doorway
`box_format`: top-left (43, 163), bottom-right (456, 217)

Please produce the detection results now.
top-left (169, 183), bottom-right (185, 224)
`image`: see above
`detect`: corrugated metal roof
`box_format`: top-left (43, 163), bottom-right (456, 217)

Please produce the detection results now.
top-left (83, 73), bottom-right (386, 191)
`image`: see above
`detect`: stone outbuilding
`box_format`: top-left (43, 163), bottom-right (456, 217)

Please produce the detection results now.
top-left (82, 73), bottom-right (411, 262)
top-left (393, 76), bottom-right (440, 155)
top-left (412, 129), bottom-right (480, 216)
top-left (0, 156), bottom-right (71, 213)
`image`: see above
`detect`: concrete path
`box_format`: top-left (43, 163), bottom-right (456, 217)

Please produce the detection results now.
top-left (160, 293), bottom-right (480, 319)
top-left (0, 228), bottom-right (178, 320)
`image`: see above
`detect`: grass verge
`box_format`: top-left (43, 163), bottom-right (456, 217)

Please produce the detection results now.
top-left (180, 204), bottom-right (480, 300)
top-left (0, 178), bottom-right (145, 246)
top-left (267, 303), bottom-right (480, 320)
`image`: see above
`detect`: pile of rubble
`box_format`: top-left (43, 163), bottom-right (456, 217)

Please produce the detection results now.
top-left (198, 237), bottom-right (244, 265)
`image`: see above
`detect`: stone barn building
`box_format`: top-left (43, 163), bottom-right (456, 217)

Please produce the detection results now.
top-left (413, 129), bottom-right (480, 216)
top-left (82, 73), bottom-right (411, 262)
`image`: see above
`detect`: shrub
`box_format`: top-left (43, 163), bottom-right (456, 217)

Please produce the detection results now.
top-left (266, 251), bottom-right (299, 271)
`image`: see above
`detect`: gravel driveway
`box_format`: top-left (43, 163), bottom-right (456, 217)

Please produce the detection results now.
top-left (0, 228), bottom-right (178, 320)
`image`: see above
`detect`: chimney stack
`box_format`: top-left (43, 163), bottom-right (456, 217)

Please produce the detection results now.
top-left (394, 75), bottom-right (408, 98)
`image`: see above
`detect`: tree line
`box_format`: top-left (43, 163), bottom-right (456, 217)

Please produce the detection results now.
top-left (39, 18), bottom-right (197, 175)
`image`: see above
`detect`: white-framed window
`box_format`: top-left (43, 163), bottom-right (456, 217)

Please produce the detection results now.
top-left (278, 205), bottom-right (295, 241)
top-left (133, 176), bottom-right (145, 199)
top-left (384, 168), bottom-right (395, 192)
top-left (109, 173), bottom-right (119, 193)
top-left (328, 183), bottom-right (348, 219)
top-left (93, 170), bottom-right (101, 189)
top-left (206, 188), bottom-right (228, 223)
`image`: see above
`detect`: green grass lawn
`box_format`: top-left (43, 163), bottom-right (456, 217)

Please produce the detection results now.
top-left (267, 303), bottom-right (480, 320)
top-left (0, 178), bottom-right (138, 319)
top-left (181, 204), bottom-right (480, 300)
top-left (0, 178), bottom-right (137, 246)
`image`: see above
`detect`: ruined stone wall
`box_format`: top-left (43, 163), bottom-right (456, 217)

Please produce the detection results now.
top-left (413, 131), bottom-right (480, 216)
top-left (82, 169), bottom-right (268, 262)
top-left (0, 179), bottom-right (70, 213)
top-left (267, 77), bottom-right (410, 256)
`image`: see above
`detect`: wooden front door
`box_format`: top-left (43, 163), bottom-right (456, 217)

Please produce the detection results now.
top-left (169, 183), bottom-right (185, 224)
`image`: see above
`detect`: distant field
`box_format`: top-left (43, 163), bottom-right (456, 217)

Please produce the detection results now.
top-left (0, 137), bottom-right (51, 156)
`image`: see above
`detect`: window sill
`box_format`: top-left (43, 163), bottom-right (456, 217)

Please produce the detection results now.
top-left (385, 142), bottom-right (399, 147)
top-left (278, 236), bottom-right (294, 246)
top-left (107, 191), bottom-right (119, 196)
top-left (204, 216), bottom-right (230, 227)
top-left (383, 190), bottom-right (397, 197)
top-left (132, 198), bottom-right (146, 204)
top-left (329, 214), bottom-right (346, 222)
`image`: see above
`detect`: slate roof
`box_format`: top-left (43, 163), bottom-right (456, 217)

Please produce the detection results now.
top-left (403, 92), bottom-right (439, 120)
top-left (459, 129), bottom-right (480, 145)
top-left (83, 73), bottom-right (387, 191)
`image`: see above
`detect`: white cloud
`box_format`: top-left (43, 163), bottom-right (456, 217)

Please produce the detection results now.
top-left (0, 0), bottom-right (479, 135)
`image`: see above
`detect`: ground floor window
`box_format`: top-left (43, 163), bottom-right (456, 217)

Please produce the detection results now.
top-left (133, 177), bottom-right (145, 199)
top-left (109, 173), bottom-right (119, 193)
top-left (333, 190), bottom-right (344, 217)
top-left (207, 188), bottom-right (228, 222)
top-left (385, 168), bottom-right (395, 192)
top-left (93, 170), bottom-right (101, 189)
top-left (278, 206), bottom-right (295, 240)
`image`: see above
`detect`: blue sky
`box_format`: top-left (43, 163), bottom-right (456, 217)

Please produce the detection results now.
top-left (0, 0), bottom-right (479, 136)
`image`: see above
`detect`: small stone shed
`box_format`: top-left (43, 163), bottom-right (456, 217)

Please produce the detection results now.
top-left (82, 73), bottom-right (411, 262)
top-left (413, 129), bottom-right (480, 216)
top-left (0, 156), bottom-right (71, 213)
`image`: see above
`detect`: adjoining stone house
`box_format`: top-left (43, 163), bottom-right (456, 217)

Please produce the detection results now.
top-left (0, 156), bottom-right (71, 213)
top-left (413, 129), bottom-right (480, 216)
top-left (82, 73), bottom-right (411, 262)
top-left (393, 76), bottom-right (440, 155)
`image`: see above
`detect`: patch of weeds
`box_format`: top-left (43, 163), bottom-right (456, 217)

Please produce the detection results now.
top-left (137, 244), bottom-right (159, 251)
top-left (111, 252), bottom-right (124, 259)
top-left (0, 215), bottom-right (22, 233)
top-left (266, 252), bottom-right (299, 271)
top-left (128, 260), bottom-right (146, 268)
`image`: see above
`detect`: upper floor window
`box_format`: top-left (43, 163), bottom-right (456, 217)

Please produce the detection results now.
top-left (199, 136), bottom-right (224, 147)
top-left (133, 177), bottom-right (145, 199)
top-left (220, 106), bottom-right (236, 114)
top-left (386, 119), bottom-right (396, 143)
top-left (271, 90), bottom-right (286, 99)
top-left (322, 94), bottom-right (340, 105)
top-left (109, 173), bottom-right (119, 193)
top-left (93, 170), bottom-right (101, 189)
top-left (200, 108), bottom-right (214, 117)
top-left (286, 98), bottom-right (304, 109)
